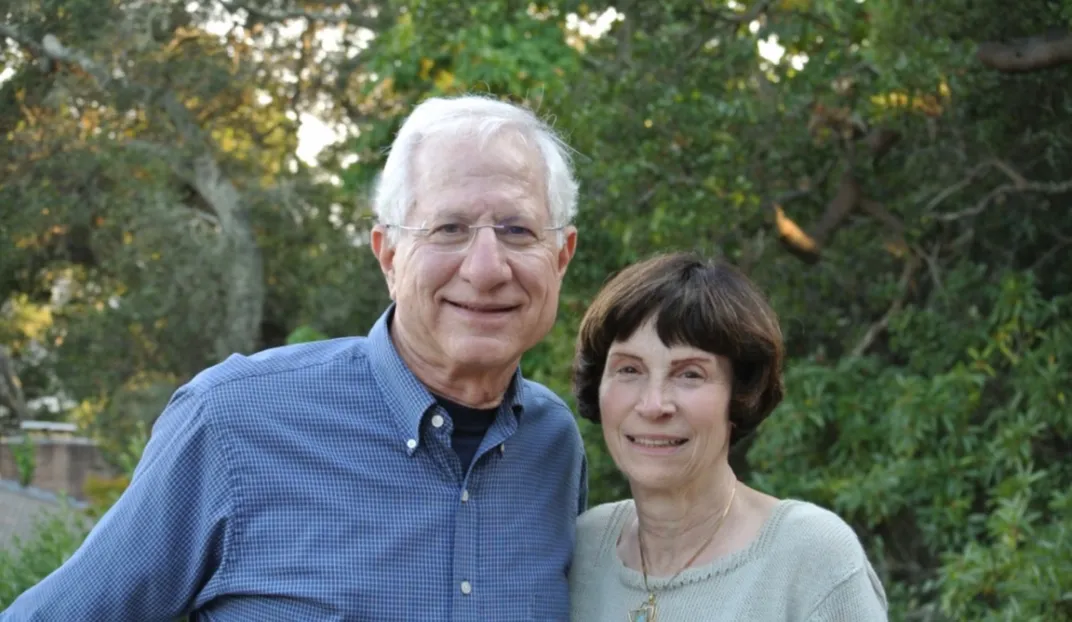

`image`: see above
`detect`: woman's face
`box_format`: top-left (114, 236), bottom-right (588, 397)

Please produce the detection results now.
top-left (598, 319), bottom-right (734, 493)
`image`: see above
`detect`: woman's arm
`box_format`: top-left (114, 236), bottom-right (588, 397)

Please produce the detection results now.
top-left (806, 563), bottom-right (889, 622)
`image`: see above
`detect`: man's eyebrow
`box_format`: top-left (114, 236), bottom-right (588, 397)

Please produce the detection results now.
top-left (497, 214), bottom-right (534, 225)
top-left (427, 208), bottom-right (472, 222)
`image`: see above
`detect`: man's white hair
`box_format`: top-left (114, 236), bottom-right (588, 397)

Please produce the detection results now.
top-left (372, 95), bottom-right (579, 242)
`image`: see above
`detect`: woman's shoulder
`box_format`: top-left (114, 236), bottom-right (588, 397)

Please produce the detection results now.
top-left (764, 500), bottom-right (889, 616)
top-left (577, 499), bottom-right (633, 534)
top-left (575, 499), bottom-right (633, 552)
top-left (770, 500), bottom-right (868, 553)
top-left (764, 499), bottom-right (878, 580)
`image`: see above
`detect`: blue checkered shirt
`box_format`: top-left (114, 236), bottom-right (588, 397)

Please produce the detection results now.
top-left (1, 307), bottom-right (588, 621)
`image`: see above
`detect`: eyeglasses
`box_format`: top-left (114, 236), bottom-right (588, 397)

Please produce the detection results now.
top-left (385, 221), bottom-right (566, 254)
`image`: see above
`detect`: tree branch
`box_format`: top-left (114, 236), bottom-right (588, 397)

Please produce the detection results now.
top-left (911, 242), bottom-right (945, 295)
top-left (773, 201), bottom-right (820, 263)
top-left (860, 199), bottom-right (905, 237)
top-left (924, 158), bottom-right (1028, 214)
top-left (977, 31), bottom-right (1072, 73)
top-left (773, 169), bottom-right (860, 264)
top-left (719, 0), bottom-right (777, 23)
top-left (0, 23), bottom-right (44, 54)
top-left (1, 25), bottom-right (266, 356)
top-left (851, 256), bottom-right (919, 358)
top-left (1030, 229), bottom-right (1072, 272)
top-left (219, 0), bottom-right (378, 28)
top-left (125, 140), bottom-right (196, 180)
top-left (2, 23), bottom-right (209, 149)
top-left (936, 177), bottom-right (1072, 222)
top-left (765, 160), bottom-right (837, 264)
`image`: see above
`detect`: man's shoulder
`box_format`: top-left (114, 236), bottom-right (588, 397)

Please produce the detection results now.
top-left (517, 379), bottom-right (583, 444)
top-left (519, 378), bottom-right (571, 416)
top-left (185, 337), bottom-right (371, 401)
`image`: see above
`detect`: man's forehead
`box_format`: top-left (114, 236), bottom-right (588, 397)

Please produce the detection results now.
top-left (412, 183), bottom-right (547, 223)
top-left (413, 130), bottom-right (543, 184)
top-left (409, 131), bottom-right (549, 221)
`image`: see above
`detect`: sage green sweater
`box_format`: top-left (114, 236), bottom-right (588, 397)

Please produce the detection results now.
top-left (568, 499), bottom-right (888, 621)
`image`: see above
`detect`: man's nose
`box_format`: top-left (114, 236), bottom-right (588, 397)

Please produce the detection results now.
top-left (458, 228), bottom-right (512, 290)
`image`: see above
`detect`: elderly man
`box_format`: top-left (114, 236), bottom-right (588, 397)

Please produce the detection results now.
top-left (1, 95), bottom-right (587, 621)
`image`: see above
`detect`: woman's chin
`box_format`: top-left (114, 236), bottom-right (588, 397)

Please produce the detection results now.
top-left (624, 467), bottom-right (688, 494)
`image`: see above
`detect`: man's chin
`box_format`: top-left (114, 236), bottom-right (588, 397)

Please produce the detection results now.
top-left (446, 338), bottom-right (523, 370)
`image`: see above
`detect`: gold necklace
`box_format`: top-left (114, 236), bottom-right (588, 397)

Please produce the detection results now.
top-left (630, 483), bottom-right (737, 622)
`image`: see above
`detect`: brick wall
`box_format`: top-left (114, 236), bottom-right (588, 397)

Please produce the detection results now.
top-left (0, 436), bottom-right (112, 501)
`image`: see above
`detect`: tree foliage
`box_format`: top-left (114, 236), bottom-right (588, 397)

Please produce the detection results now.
top-left (2, 0), bottom-right (1070, 618)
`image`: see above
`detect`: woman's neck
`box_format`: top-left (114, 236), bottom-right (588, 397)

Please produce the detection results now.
top-left (630, 470), bottom-right (739, 576)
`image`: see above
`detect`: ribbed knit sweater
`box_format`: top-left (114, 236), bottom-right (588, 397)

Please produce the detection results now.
top-left (568, 499), bottom-right (888, 621)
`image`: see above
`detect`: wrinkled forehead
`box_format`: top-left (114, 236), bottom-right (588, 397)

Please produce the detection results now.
top-left (410, 130), bottom-right (549, 223)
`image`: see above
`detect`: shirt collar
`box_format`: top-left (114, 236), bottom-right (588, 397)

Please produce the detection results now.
top-left (366, 304), bottom-right (527, 453)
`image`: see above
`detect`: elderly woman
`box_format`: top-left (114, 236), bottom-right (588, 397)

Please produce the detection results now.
top-left (569, 252), bottom-right (888, 621)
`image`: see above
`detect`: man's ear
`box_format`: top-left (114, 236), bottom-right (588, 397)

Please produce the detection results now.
top-left (556, 226), bottom-right (578, 277)
top-left (370, 224), bottom-right (397, 298)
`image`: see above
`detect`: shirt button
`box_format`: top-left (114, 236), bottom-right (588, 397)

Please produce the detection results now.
top-left (431, 414), bottom-right (444, 428)
top-left (461, 489), bottom-right (469, 502)
top-left (460, 581), bottom-right (472, 595)
top-left (406, 438), bottom-right (417, 450)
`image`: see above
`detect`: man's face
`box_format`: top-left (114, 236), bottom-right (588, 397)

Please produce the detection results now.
top-left (372, 132), bottom-right (577, 375)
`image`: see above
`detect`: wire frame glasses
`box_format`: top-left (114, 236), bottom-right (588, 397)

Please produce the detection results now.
top-left (386, 221), bottom-right (565, 254)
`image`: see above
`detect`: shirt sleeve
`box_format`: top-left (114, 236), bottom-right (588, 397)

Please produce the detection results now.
top-left (1, 385), bottom-right (235, 622)
top-left (806, 564), bottom-right (889, 622)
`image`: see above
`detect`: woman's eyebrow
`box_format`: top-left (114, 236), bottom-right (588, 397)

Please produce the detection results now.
top-left (671, 355), bottom-right (715, 365)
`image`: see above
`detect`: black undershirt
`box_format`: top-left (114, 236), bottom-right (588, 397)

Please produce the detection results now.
top-left (433, 395), bottom-right (498, 471)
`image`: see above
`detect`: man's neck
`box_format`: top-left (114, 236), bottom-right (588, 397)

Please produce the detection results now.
top-left (389, 321), bottom-right (515, 409)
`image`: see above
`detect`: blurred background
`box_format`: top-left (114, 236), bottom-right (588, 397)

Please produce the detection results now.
top-left (1, 1), bottom-right (1070, 618)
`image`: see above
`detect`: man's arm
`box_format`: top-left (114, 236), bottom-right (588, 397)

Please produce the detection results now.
top-left (1, 386), bottom-right (235, 621)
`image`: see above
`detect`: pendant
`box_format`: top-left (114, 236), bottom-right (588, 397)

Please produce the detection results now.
top-left (629, 594), bottom-right (657, 622)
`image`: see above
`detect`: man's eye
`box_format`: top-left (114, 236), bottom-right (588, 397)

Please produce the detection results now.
top-left (501, 225), bottom-right (537, 240)
top-left (431, 223), bottom-right (467, 236)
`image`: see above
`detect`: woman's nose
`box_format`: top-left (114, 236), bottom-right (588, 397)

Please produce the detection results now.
top-left (635, 383), bottom-right (674, 418)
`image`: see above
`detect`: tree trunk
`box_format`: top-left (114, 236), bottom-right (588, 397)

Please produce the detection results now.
top-left (0, 346), bottom-right (30, 435)
top-left (191, 154), bottom-right (265, 360)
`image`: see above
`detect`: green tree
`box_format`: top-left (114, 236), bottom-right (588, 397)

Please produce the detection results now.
top-left (3, 1), bottom-right (1070, 618)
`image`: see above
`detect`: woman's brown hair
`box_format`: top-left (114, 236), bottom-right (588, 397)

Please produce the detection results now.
top-left (572, 252), bottom-right (785, 447)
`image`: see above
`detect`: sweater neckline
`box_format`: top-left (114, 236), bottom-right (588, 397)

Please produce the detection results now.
top-left (609, 498), bottom-right (798, 591)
